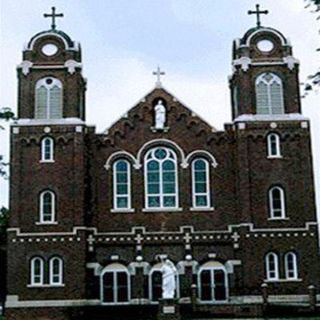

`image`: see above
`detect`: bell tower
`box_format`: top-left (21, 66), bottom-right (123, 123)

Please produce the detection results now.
top-left (17, 7), bottom-right (86, 120)
top-left (229, 4), bottom-right (301, 120)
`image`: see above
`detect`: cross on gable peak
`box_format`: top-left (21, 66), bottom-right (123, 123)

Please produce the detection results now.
top-left (248, 4), bottom-right (269, 28)
top-left (153, 66), bottom-right (165, 88)
top-left (44, 6), bottom-right (64, 30)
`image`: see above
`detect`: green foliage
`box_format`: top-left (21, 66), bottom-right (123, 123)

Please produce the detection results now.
top-left (0, 107), bottom-right (14, 179)
top-left (0, 207), bottom-right (9, 243)
top-left (303, 0), bottom-right (320, 96)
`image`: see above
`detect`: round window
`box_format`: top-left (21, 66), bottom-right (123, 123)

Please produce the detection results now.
top-left (42, 43), bottom-right (58, 56)
top-left (257, 39), bottom-right (274, 53)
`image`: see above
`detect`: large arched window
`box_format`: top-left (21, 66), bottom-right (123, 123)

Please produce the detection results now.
top-left (49, 256), bottom-right (64, 285)
top-left (40, 190), bottom-right (56, 223)
top-left (35, 77), bottom-right (63, 119)
top-left (269, 186), bottom-right (286, 219)
top-left (30, 257), bottom-right (44, 285)
top-left (267, 133), bottom-right (281, 158)
top-left (192, 158), bottom-right (210, 208)
top-left (198, 262), bottom-right (228, 302)
top-left (113, 160), bottom-right (131, 210)
top-left (144, 147), bottom-right (178, 209)
top-left (101, 263), bottom-right (130, 304)
top-left (256, 73), bottom-right (284, 115)
top-left (41, 137), bottom-right (54, 162)
top-left (265, 252), bottom-right (279, 280)
top-left (285, 252), bottom-right (298, 280)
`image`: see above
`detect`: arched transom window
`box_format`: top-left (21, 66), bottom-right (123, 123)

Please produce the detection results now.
top-left (49, 256), bottom-right (64, 285)
top-left (144, 147), bottom-right (178, 209)
top-left (265, 252), bottom-right (279, 280)
top-left (30, 257), bottom-right (44, 285)
top-left (113, 160), bottom-right (131, 210)
top-left (35, 77), bottom-right (63, 119)
top-left (256, 73), bottom-right (284, 115)
top-left (41, 137), bottom-right (54, 161)
top-left (269, 186), bottom-right (286, 219)
top-left (285, 252), bottom-right (298, 280)
top-left (267, 133), bottom-right (281, 158)
top-left (39, 190), bottom-right (56, 223)
top-left (192, 158), bottom-right (210, 208)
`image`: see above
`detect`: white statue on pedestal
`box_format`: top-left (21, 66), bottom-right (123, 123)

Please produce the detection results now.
top-left (159, 257), bottom-right (177, 299)
top-left (154, 100), bottom-right (166, 130)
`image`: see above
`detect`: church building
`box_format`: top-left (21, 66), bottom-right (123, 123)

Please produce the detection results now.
top-left (5, 6), bottom-right (320, 320)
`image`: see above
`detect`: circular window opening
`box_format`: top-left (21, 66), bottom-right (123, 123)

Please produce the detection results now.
top-left (257, 39), bottom-right (274, 53)
top-left (42, 43), bottom-right (58, 56)
top-left (46, 78), bottom-right (53, 85)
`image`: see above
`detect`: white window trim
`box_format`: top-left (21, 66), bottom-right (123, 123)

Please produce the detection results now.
top-left (41, 137), bottom-right (54, 162)
top-left (144, 147), bottom-right (179, 210)
top-left (256, 73), bottom-right (284, 115)
top-left (148, 263), bottom-right (180, 303)
top-left (265, 252), bottom-right (279, 281)
top-left (267, 133), bottom-right (282, 158)
top-left (35, 77), bottom-right (63, 119)
top-left (39, 190), bottom-right (56, 224)
top-left (100, 265), bottom-right (131, 305)
top-left (197, 265), bottom-right (228, 303)
top-left (30, 257), bottom-right (44, 286)
top-left (191, 158), bottom-right (211, 209)
top-left (113, 160), bottom-right (132, 210)
top-left (285, 252), bottom-right (298, 280)
top-left (269, 186), bottom-right (286, 219)
top-left (49, 257), bottom-right (64, 285)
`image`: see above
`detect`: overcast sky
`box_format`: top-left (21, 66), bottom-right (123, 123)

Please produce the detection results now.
top-left (0, 0), bottom-right (319, 219)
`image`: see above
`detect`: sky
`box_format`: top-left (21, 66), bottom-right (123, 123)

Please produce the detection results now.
top-left (0, 0), bottom-right (319, 220)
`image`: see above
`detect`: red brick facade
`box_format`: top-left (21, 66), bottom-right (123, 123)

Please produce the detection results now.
top-left (5, 23), bottom-right (320, 320)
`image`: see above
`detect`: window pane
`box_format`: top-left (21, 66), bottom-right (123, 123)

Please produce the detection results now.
top-left (195, 160), bottom-right (206, 170)
top-left (195, 182), bottom-right (206, 193)
top-left (163, 196), bottom-right (175, 207)
top-left (36, 86), bottom-right (48, 119)
top-left (148, 172), bottom-right (159, 182)
top-left (163, 172), bottom-right (175, 182)
top-left (147, 160), bottom-right (159, 170)
top-left (163, 183), bottom-right (175, 193)
top-left (49, 86), bottom-right (62, 119)
top-left (116, 161), bottom-right (127, 171)
top-left (162, 160), bottom-right (174, 170)
top-left (148, 196), bottom-right (160, 207)
top-left (117, 173), bottom-right (128, 183)
top-left (117, 184), bottom-right (128, 195)
top-left (148, 183), bottom-right (159, 194)
top-left (155, 148), bottom-right (166, 159)
top-left (200, 270), bottom-right (211, 301)
top-left (196, 195), bottom-right (207, 207)
top-left (117, 197), bottom-right (128, 208)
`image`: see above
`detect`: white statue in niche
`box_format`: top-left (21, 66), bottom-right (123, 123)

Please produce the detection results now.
top-left (159, 256), bottom-right (177, 299)
top-left (154, 99), bottom-right (166, 130)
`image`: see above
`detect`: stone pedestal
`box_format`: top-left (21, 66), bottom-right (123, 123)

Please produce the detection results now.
top-left (157, 299), bottom-right (181, 320)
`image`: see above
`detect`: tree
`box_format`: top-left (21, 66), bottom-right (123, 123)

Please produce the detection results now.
top-left (303, 0), bottom-right (320, 95)
top-left (0, 107), bottom-right (15, 178)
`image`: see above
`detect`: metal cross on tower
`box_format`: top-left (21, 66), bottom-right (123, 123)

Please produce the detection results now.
top-left (248, 4), bottom-right (269, 28)
top-left (44, 7), bottom-right (64, 30)
top-left (153, 66), bottom-right (165, 87)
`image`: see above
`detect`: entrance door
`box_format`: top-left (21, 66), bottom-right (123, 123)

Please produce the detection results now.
top-left (199, 267), bottom-right (227, 302)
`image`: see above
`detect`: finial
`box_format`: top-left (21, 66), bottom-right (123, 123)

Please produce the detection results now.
top-left (44, 7), bottom-right (64, 30)
top-left (248, 4), bottom-right (269, 28)
top-left (152, 66), bottom-right (165, 88)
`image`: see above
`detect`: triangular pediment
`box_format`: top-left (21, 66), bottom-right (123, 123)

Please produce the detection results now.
top-left (101, 87), bottom-right (217, 146)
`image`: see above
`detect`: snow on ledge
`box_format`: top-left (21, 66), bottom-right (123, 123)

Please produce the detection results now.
top-left (234, 114), bottom-right (309, 122)
top-left (12, 118), bottom-right (85, 126)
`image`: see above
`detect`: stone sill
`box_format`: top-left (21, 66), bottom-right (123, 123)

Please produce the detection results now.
top-left (142, 207), bottom-right (183, 213)
top-left (267, 217), bottom-right (290, 221)
top-left (110, 208), bottom-right (135, 213)
top-left (267, 156), bottom-right (283, 159)
top-left (190, 207), bottom-right (215, 211)
top-left (35, 221), bottom-right (58, 225)
top-left (39, 160), bottom-right (55, 163)
top-left (27, 284), bottom-right (65, 288)
top-left (264, 278), bottom-right (302, 283)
